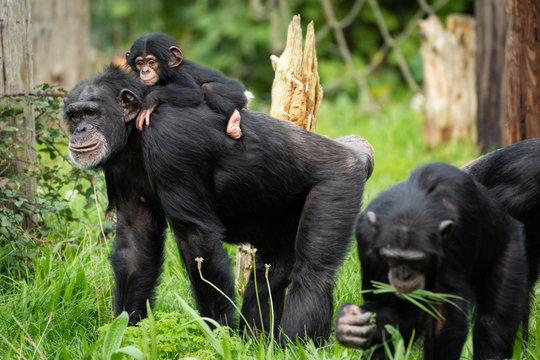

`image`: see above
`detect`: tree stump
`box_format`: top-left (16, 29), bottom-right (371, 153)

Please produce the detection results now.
top-left (269, 15), bottom-right (323, 130)
top-left (419, 14), bottom-right (476, 149)
top-left (234, 14), bottom-right (323, 292)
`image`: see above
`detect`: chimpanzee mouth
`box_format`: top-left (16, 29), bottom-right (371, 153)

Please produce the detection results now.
top-left (388, 270), bottom-right (425, 294)
top-left (69, 140), bottom-right (102, 153)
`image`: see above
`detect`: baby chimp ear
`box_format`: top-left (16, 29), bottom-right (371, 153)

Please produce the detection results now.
top-left (168, 46), bottom-right (184, 68)
top-left (117, 89), bottom-right (141, 123)
top-left (438, 219), bottom-right (454, 240)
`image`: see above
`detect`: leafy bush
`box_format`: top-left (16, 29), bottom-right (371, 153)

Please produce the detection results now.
top-left (0, 84), bottom-right (107, 278)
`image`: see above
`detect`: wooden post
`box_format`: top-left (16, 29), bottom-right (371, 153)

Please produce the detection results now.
top-left (504, 0), bottom-right (540, 145)
top-left (234, 15), bottom-right (323, 292)
top-left (475, 0), bottom-right (508, 152)
top-left (0, 0), bottom-right (37, 228)
top-left (419, 14), bottom-right (476, 149)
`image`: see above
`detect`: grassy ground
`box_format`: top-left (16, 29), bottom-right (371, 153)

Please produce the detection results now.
top-left (1, 97), bottom-right (538, 359)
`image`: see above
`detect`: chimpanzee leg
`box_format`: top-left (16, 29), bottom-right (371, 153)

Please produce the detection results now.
top-left (110, 203), bottom-right (167, 325)
top-left (241, 250), bottom-right (294, 336)
top-left (423, 300), bottom-right (470, 360)
top-left (279, 178), bottom-right (364, 344)
top-left (173, 224), bottom-right (237, 327)
top-left (473, 236), bottom-right (527, 360)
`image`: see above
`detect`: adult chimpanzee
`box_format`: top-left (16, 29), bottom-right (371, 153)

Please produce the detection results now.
top-left (65, 66), bottom-right (374, 344)
top-left (125, 32), bottom-right (248, 139)
top-left (462, 138), bottom-right (540, 338)
top-left (335, 163), bottom-right (527, 360)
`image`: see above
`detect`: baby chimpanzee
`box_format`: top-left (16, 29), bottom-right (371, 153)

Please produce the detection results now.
top-left (126, 32), bottom-right (249, 139)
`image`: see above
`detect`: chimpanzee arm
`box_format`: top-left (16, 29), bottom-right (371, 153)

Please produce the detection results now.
top-left (336, 241), bottom-right (420, 353)
top-left (105, 167), bottom-right (168, 326)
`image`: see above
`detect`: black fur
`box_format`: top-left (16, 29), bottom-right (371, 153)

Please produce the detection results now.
top-left (463, 138), bottom-right (540, 340)
top-left (336, 163), bottom-right (527, 359)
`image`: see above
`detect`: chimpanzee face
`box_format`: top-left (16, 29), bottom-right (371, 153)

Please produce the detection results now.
top-left (134, 54), bottom-right (160, 86)
top-left (64, 80), bottom-right (141, 169)
top-left (361, 209), bottom-right (453, 294)
top-left (125, 33), bottom-right (184, 86)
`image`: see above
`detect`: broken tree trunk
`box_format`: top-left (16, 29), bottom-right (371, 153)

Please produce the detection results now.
top-left (234, 14), bottom-right (323, 292)
top-left (269, 14), bottom-right (323, 130)
top-left (419, 14), bottom-right (476, 149)
top-left (504, 0), bottom-right (540, 145)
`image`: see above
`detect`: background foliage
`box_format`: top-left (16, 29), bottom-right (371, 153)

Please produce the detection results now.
top-left (91, 0), bottom-right (472, 104)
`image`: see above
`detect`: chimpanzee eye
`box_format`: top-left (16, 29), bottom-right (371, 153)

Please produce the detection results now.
top-left (136, 60), bottom-right (144, 68)
top-left (88, 110), bottom-right (97, 119)
top-left (148, 60), bottom-right (156, 67)
top-left (71, 112), bottom-right (80, 121)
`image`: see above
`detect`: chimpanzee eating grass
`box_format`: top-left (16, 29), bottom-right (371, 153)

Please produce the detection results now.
top-left (65, 66), bottom-right (374, 345)
top-left (125, 32), bottom-right (249, 139)
top-left (336, 163), bottom-right (527, 360)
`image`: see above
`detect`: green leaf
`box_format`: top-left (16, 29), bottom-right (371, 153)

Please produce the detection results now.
top-left (115, 346), bottom-right (144, 359)
top-left (101, 311), bottom-right (129, 359)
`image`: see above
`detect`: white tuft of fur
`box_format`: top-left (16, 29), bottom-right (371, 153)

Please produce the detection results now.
top-left (244, 90), bottom-right (255, 105)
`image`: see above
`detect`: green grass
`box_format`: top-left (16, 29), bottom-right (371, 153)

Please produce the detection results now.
top-left (1, 96), bottom-right (538, 359)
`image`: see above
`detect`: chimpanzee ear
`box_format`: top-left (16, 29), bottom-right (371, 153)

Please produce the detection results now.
top-left (438, 220), bottom-right (454, 240)
top-left (125, 51), bottom-right (131, 61)
top-left (366, 211), bottom-right (378, 226)
top-left (117, 89), bottom-right (141, 123)
top-left (168, 46), bottom-right (183, 67)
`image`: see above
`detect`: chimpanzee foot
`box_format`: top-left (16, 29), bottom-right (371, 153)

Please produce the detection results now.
top-left (226, 109), bottom-right (242, 139)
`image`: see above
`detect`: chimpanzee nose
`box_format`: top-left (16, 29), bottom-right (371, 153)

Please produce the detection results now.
top-left (76, 124), bottom-right (88, 133)
top-left (142, 66), bottom-right (150, 75)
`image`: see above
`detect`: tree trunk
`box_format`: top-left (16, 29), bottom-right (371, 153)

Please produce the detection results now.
top-left (504, 0), bottom-right (540, 145)
top-left (235, 15), bottom-right (323, 292)
top-left (0, 0), bottom-right (36, 228)
top-left (419, 14), bottom-right (476, 149)
top-left (475, 0), bottom-right (508, 152)
top-left (269, 15), bottom-right (323, 131)
top-left (30, 0), bottom-right (90, 89)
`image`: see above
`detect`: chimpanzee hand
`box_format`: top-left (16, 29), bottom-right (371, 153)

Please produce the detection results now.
top-left (136, 93), bottom-right (159, 131)
top-left (335, 303), bottom-right (376, 349)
